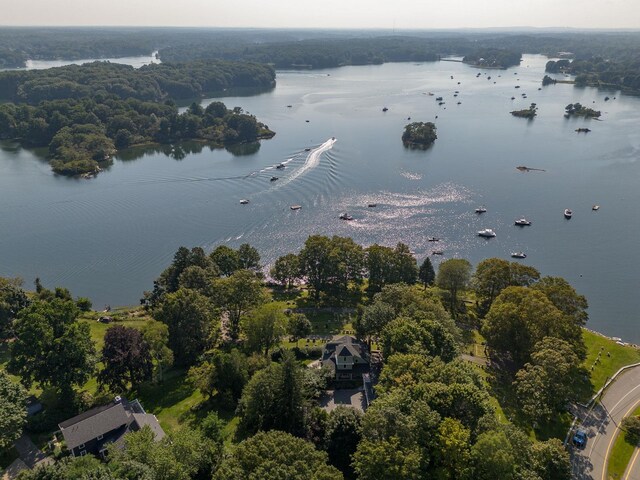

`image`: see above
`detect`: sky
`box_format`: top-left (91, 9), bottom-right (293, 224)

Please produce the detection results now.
top-left (2, 0), bottom-right (639, 29)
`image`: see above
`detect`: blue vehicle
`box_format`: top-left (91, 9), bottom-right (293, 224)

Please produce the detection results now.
top-left (573, 428), bottom-right (588, 448)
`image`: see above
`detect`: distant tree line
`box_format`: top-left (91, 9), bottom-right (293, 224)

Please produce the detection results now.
top-left (546, 57), bottom-right (640, 93)
top-left (0, 60), bottom-right (275, 104)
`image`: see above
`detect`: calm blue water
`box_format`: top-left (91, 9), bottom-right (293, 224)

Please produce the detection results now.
top-left (0, 55), bottom-right (638, 341)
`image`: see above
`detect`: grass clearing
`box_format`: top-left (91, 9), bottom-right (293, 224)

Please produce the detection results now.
top-left (582, 330), bottom-right (640, 400)
top-left (607, 404), bottom-right (640, 480)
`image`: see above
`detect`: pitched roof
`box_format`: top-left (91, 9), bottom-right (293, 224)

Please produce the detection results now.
top-left (58, 398), bottom-right (165, 452)
top-left (60, 403), bottom-right (130, 450)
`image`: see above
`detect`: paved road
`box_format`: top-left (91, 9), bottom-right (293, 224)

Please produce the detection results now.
top-left (572, 366), bottom-right (640, 480)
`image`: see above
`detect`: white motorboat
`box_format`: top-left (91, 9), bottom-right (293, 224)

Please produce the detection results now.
top-left (515, 218), bottom-right (532, 226)
top-left (290, 205), bottom-right (302, 211)
top-left (239, 199), bottom-right (249, 205)
top-left (475, 206), bottom-right (487, 214)
top-left (511, 252), bottom-right (527, 259)
top-left (275, 163), bottom-right (286, 169)
top-left (564, 209), bottom-right (572, 219)
top-left (592, 205), bottom-right (600, 211)
top-left (339, 213), bottom-right (354, 221)
top-left (478, 229), bottom-right (496, 238)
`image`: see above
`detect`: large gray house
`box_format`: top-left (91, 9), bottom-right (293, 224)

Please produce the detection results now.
top-left (58, 397), bottom-right (164, 459)
top-left (322, 335), bottom-right (370, 381)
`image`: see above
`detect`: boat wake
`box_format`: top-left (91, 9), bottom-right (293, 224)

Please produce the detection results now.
top-left (276, 137), bottom-right (336, 188)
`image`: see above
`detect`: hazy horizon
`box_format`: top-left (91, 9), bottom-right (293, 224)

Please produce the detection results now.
top-left (2, 0), bottom-right (640, 30)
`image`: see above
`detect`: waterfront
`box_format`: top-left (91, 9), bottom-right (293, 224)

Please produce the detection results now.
top-left (0, 54), bottom-right (638, 341)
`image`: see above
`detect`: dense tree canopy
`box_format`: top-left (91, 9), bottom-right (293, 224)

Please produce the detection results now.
top-left (214, 430), bottom-right (343, 480)
top-left (0, 370), bottom-right (28, 450)
top-left (9, 298), bottom-right (96, 394)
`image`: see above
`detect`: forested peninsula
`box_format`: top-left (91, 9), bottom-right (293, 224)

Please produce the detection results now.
top-left (0, 61), bottom-right (276, 176)
top-left (0, 61), bottom-right (275, 104)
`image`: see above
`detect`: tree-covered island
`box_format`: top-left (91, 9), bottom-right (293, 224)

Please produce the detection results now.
top-left (564, 103), bottom-right (601, 118)
top-left (510, 103), bottom-right (538, 119)
top-left (402, 121), bottom-right (437, 149)
top-left (0, 61), bottom-right (276, 176)
top-left (462, 48), bottom-right (522, 68)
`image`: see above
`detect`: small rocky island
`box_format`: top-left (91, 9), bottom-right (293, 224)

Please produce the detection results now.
top-left (511, 103), bottom-right (538, 119)
top-left (402, 122), bottom-right (437, 149)
top-left (565, 103), bottom-right (601, 118)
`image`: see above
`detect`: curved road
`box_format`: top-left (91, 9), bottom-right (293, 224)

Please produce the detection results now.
top-left (572, 366), bottom-right (640, 480)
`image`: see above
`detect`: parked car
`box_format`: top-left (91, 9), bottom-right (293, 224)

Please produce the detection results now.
top-left (573, 428), bottom-right (588, 448)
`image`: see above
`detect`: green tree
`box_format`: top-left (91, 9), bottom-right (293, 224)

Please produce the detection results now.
top-left (0, 277), bottom-right (29, 339)
top-left (98, 325), bottom-right (153, 392)
top-left (210, 245), bottom-right (240, 277)
top-left (530, 438), bottom-right (571, 480)
top-left (9, 298), bottom-right (95, 394)
top-left (355, 300), bottom-right (395, 347)
top-left (287, 313), bottom-right (312, 347)
top-left (482, 286), bottom-right (583, 368)
top-left (242, 303), bottom-right (287, 356)
top-left (436, 258), bottom-right (472, 316)
top-left (472, 431), bottom-right (515, 480)
top-left (435, 417), bottom-right (472, 480)
top-left (188, 349), bottom-right (248, 405)
top-left (353, 437), bottom-right (422, 480)
top-left (380, 316), bottom-right (458, 362)
top-left (237, 351), bottom-right (304, 435)
top-left (533, 276), bottom-right (588, 326)
top-left (418, 257), bottom-right (436, 288)
top-left (0, 370), bottom-right (27, 450)
top-left (141, 320), bottom-right (174, 383)
top-left (215, 269), bottom-right (266, 340)
top-left (324, 406), bottom-right (362, 475)
top-left (214, 430), bottom-right (342, 480)
top-left (153, 288), bottom-right (213, 366)
top-left (472, 258), bottom-right (540, 314)
top-left (270, 253), bottom-right (300, 289)
top-left (238, 243), bottom-right (261, 271)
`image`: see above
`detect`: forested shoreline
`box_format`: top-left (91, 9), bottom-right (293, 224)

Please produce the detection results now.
top-left (1, 235), bottom-right (625, 479)
top-left (0, 61), bottom-right (276, 176)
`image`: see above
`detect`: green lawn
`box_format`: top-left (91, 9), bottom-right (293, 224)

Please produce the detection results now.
top-left (582, 330), bottom-right (640, 400)
top-left (607, 405), bottom-right (640, 480)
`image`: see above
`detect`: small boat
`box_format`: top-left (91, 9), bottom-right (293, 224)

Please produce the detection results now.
top-left (453, 93), bottom-right (458, 97)
top-left (368, 203), bottom-right (377, 208)
top-left (592, 205), bottom-right (600, 211)
top-left (239, 199), bottom-right (249, 205)
top-left (438, 102), bottom-right (445, 106)
top-left (287, 105), bottom-right (292, 108)
top-left (427, 237), bottom-right (440, 242)
top-left (436, 96), bottom-right (443, 101)
top-left (431, 250), bottom-right (444, 255)
top-left (576, 128), bottom-right (591, 133)
top-left (564, 209), bottom-right (572, 219)
top-left (270, 176), bottom-right (279, 182)
top-left (515, 85), bottom-right (521, 89)
top-left (305, 148), bottom-right (311, 151)
top-left (514, 218), bottom-right (532, 226)
top-left (457, 101), bottom-right (462, 105)
top-left (305, 120), bottom-right (310, 123)
top-left (478, 229), bottom-right (496, 238)
top-left (382, 107), bottom-right (388, 112)
top-left (290, 205), bottom-right (302, 211)
top-left (276, 163), bottom-right (286, 169)
top-left (475, 206), bottom-right (487, 214)
top-left (428, 92), bottom-right (434, 96)
top-left (455, 91), bottom-right (459, 94)
top-left (339, 213), bottom-right (354, 221)
top-left (511, 252), bottom-right (527, 259)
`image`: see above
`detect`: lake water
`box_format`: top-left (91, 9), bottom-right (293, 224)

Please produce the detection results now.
top-left (0, 54), bottom-right (638, 342)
